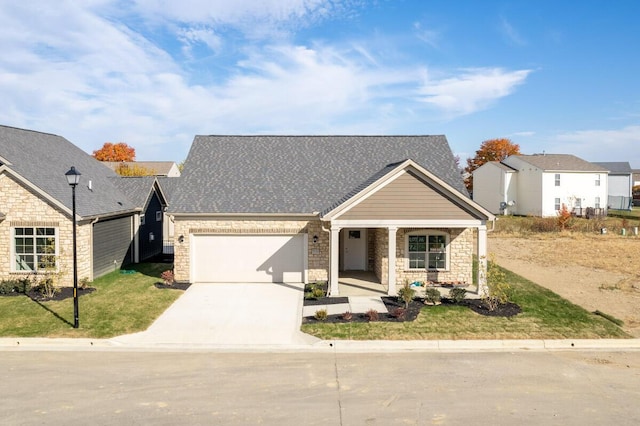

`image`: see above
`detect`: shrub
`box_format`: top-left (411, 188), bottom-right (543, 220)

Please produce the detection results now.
top-left (341, 311), bottom-right (353, 321)
top-left (424, 288), bottom-right (441, 305)
top-left (35, 277), bottom-right (59, 299)
top-left (484, 255), bottom-right (512, 311)
top-left (160, 270), bottom-right (175, 286)
top-left (305, 282), bottom-right (326, 299)
top-left (449, 287), bottom-right (467, 304)
top-left (397, 280), bottom-right (416, 309)
top-left (556, 203), bottom-right (573, 231)
top-left (79, 277), bottom-right (90, 289)
top-left (390, 307), bottom-right (406, 319)
top-left (365, 309), bottom-right (379, 321)
top-left (314, 309), bottom-right (328, 321)
top-left (0, 280), bottom-right (21, 295)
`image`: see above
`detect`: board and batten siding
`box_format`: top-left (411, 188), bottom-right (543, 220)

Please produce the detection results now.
top-left (339, 171), bottom-right (475, 220)
top-left (92, 215), bottom-right (134, 278)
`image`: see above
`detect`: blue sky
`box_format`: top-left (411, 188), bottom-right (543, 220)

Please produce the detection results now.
top-left (1, 1), bottom-right (639, 167)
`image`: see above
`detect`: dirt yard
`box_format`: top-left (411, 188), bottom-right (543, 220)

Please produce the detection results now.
top-left (488, 233), bottom-right (640, 337)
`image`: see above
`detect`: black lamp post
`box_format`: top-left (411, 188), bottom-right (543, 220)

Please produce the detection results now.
top-left (65, 166), bottom-right (81, 328)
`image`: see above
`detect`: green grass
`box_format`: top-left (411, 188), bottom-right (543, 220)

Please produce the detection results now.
top-left (301, 265), bottom-right (631, 340)
top-left (0, 264), bottom-right (182, 338)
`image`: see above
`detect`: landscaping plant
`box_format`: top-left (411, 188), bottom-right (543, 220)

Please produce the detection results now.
top-left (398, 280), bottom-right (416, 309)
top-left (424, 288), bottom-right (441, 305)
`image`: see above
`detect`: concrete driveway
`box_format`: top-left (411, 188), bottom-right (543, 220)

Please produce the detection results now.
top-left (114, 282), bottom-right (319, 347)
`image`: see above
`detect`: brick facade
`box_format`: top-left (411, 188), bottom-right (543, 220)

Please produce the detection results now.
top-left (0, 174), bottom-right (92, 286)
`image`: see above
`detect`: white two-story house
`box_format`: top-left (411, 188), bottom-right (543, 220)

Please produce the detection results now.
top-left (473, 154), bottom-right (609, 217)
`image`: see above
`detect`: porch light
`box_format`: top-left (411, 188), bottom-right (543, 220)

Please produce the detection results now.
top-left (313, 235), bottom-right (318, 244)
top-left (65, 166), bottom-right (81, 186)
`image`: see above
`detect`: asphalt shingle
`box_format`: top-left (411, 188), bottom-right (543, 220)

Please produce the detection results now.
top-left (169, 135), bottom-right (467, 214)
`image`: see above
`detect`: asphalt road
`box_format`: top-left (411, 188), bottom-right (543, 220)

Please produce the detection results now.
top-left (1, 350), bottom-right (639, 425)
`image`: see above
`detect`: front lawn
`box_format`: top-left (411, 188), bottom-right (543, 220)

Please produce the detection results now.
top-left (301, 266), bottom-right (631, 340)
top-left (0, 264), bottom-right (182, 338)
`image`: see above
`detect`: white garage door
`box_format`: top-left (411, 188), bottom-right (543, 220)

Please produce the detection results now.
top-left (192, 234), bottom-right (306, 283)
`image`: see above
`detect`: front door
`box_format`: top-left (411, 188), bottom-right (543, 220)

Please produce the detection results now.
top-left (343, 228), bottom-right (366, 270)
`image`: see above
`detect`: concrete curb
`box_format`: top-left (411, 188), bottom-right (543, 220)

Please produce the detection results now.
top-left (1, 337), bottom-right (639, 353)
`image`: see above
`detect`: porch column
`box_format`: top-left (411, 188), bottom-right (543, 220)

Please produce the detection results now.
top-left (387, 226), bottom-right (397, 296)
top-left (329, 225), bottom-right (340, 296)
top-left (477, 225), bottom-right (488, 297)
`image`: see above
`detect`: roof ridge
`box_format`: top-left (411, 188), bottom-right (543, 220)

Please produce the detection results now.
top-left (0, 124), bottom-right (62, 138)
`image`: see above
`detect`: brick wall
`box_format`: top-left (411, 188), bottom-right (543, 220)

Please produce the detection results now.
top-left (0, 174), bottom-right (92, 286)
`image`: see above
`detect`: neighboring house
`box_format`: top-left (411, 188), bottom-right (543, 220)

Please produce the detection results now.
top-left (473, 154), bottom-right (609, 217)
top-left (102, 161), bottom-right (181, 177)
top-left (112, 177), bottom-right (168, 261)
top-left (0, 125), bottom-right (140, 285)
top-left (157, 176), bottom-right (180, 253)
top-left (168, 136), bottom-right (494, 296)
top-left (633, 169), bottom-right (640, 187)
top-left (593, 162), bottom-right (633, 210)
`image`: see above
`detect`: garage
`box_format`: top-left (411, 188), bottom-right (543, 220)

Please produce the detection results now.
top-left (191, 234), bottom-right (306, 283)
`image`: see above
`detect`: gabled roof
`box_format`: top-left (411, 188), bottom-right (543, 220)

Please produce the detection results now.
top-left (102, 161), bottom-right (180, 177)
top-left (0, 125), bottom-right (136, 218)
top-left (169, 135), bottom-right (468, 215)
top-left (322, 159), bottom-right (493, 221)
top-left (593, 162), bottom-right (632, 174)
top-left (157, 176), bottom-right (181, 204)
top-left (507, 154), bottom-right (608, 172)
top-left (111, 176), bottom-right (167, 211)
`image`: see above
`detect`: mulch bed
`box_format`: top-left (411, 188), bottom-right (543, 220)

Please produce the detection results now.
top-left (304, 296), bottom-right (349, 306)
top-left (302, 296), bottom-right (521, 324)
top-left (27, 287), bottom-right (96, 302)
top-left (154, 282), bottom-right (191, 291)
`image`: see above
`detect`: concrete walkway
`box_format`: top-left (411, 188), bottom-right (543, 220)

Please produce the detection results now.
top-left (113, 282), bottom-right (319, 347)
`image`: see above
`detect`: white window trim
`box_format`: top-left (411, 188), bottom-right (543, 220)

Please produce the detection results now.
top-left (404, 230), bottom-right (450, 271)
top-left (555, 173), bottom-right (561, 186)
top-left (11, 226), bottom-right (59, 273)
top-left (554, 198), bottom-right (561, 211)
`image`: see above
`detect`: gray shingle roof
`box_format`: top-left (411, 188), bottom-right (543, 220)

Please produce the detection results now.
top-left (157, 176), bottom-right (181, 204)
top-left (0, 125), bottom-right (137, 218)
top-left (110, 176), bottom-right (158, 210)
top-left (509, 154), bottom-right (608, 172)
top-left (169, 135), bottom-right (467, 214)
top-left (593, 162), bottom-right (632, 174)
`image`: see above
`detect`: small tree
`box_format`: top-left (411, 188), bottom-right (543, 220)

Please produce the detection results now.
top-left (556, 203), bottom-right (572, 231)
top-left (115, 163), bottom-right (157, 176)
top-left (397, 280), bottom-right (416, 309)
top-left (484, 254), bottom-right (511, 311)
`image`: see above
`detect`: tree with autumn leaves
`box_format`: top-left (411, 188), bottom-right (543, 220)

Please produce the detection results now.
top-left (464, 138), bottom-right (521, 192)
top-left (92, 142), bottom-right (136, 162)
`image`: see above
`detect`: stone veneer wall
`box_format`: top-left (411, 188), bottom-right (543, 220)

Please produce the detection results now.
top-left (397, 228), bottom-right (473, 285)
top-left (0, 174), bottom-right (92, 286)
top-left (372, 227), bottom-right (473, 287)
top-left (172, 218), bottom-right (329, 283)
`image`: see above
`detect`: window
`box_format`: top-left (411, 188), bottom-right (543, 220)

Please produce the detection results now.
top-left (156, 211), bottom-right (162, 222)
top-left (595, 196), bottom-right (600, 209)
top-left (555, 198), bottom-right (561, 211)
top-left (555, 174), bottom-right (561, 186)
top-left (575, 198), bottom-right (582, 208)
top-left (13, 227), bottom-right (57, 272)
top-left (407, 233), bottom-right (447, 270)
top-left (595, 174), bottom-right (600, 186)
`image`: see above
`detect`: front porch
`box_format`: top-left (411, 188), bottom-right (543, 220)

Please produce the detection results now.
top-left (337, 271), bottom-right (481, 299)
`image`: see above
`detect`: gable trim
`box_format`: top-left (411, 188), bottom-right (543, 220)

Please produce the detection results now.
top-left (322, 159), bottom-right (494, 221)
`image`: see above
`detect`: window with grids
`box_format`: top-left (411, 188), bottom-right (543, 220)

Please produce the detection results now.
top-left (408, 234), bottom-right (447, 270)
top-left (13, 227), bottom-right (57, 272)
top-left (595, 196), bottom-right (600, 208)
top-left (554, 174), bottom-right (561, 186)
top-left (555, 198), bottom-right (561, 211)
top-left (595, 174), bottom-right (601, 186)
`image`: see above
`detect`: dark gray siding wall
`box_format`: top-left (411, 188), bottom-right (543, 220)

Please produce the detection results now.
top-left (93, 216), bottom-right (134, 278)
top-left (139, 191), bottom-right (163, 260)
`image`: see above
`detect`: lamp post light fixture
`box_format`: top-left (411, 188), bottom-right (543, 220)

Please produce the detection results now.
top-left (65, 166), bottom-right (81, 328)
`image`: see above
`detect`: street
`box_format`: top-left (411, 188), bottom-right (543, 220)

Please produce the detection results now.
top-left (1, 350), bottom-right (639, 425)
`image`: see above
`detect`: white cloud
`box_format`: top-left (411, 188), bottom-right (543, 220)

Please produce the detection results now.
top-left (418, 68), bottom-right (532, 116)
top-left (550, 126), bottom-right (640, 165)
top-left (499, 16), bottom-right (526, 46)
top-left (413, 22), bottom-right (440, 48)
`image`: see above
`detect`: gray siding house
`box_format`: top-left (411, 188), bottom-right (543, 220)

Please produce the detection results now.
top-left (594, 162), bottom-right (633, 210)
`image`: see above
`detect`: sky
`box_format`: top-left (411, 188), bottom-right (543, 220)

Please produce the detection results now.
top-left (1, 0), bottom-right (639, 167)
